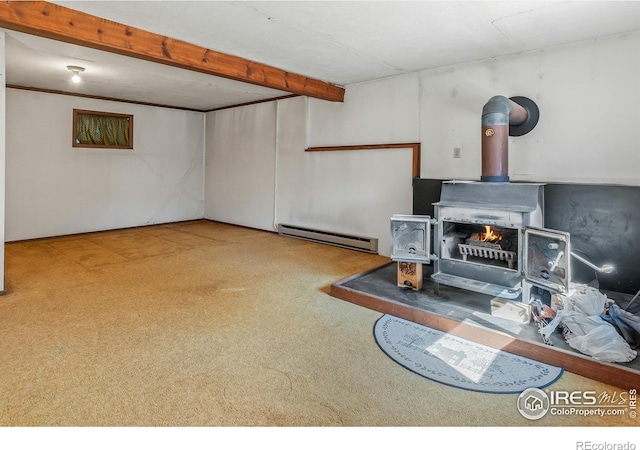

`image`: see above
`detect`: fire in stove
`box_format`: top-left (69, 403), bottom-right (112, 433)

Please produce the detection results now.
top-left (464, 226), bottom-right (516, 269)
top-left (476, 226), bottom-right (502, 243)
top-left (442, 222), bottom-right (519, 271)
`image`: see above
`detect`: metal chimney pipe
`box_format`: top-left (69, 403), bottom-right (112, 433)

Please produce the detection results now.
top-left (481, 95), bottom-right (539, 182)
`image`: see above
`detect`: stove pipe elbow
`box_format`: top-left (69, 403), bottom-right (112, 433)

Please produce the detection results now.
top-left (481, 95), bottom-right (539, 182)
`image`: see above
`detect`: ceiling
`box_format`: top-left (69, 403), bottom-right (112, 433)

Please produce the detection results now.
top-left (4, 1), bottom-right (640, 111)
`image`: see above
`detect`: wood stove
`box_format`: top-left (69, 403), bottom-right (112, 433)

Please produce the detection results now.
top-left (391, 181), bottom-right (572, 302)
top-left (391, 94), bottom-right (573, 302)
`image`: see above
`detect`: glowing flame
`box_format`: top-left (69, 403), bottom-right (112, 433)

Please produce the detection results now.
top-left (478, 226), bottom-right (502, 243)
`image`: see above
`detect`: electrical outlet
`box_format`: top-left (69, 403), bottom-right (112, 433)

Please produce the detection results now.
top-left (453, 147), bottom-right (461, 158)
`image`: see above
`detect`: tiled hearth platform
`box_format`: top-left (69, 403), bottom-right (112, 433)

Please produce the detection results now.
top-left (330, 262), bottom-right (640, 390)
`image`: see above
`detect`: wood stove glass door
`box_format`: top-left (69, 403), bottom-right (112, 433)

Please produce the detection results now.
top-left (523, 227), bottom-right (571, 294)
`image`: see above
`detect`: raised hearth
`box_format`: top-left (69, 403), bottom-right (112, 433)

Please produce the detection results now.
top-left (330, 262), bottom-right (640, 390)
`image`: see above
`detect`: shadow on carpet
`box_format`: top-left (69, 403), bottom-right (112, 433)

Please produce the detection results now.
top-left (374, 315), bottom-right (563, 394)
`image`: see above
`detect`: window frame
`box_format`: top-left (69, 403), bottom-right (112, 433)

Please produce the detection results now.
top-left (72, 109), bottom-right (134, 150)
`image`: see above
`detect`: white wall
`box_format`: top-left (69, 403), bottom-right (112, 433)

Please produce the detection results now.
top-left (277, 96), bottom-right (413, 255)
top-left (308, 72), bottom-right (421, 146)
top-left (204, 102), bottom-right (277, 231)
top-left (6, 89), bottom-right (205, 241)
top-left (204, 93), bottom-right (415, 255)
top-left (204, 32), bottom-right (640, 257)
top-left (418, 32), bottom-right (640, 185)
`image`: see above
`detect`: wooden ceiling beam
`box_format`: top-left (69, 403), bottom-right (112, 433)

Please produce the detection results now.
top-left (0, 1), bottom-right (345, 102)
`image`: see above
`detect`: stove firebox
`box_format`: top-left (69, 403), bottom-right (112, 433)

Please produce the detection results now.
top-left (431, 181), bottom-right (544, 300)
top-left (441, 222), bottom-right (519, 270)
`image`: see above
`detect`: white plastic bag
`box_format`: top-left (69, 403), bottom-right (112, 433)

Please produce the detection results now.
top-left (564, 285), bottom-right (607, 316)
top-left (563, 314), bottom-right (637, 363)
top-left (538, 284), bottom-right (637, 363)
top-left (539, 284), bottom-right (606, 341)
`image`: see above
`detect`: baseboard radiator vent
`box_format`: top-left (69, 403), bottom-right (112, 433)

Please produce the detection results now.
top-left (277, 224), bottom-right (378, 254)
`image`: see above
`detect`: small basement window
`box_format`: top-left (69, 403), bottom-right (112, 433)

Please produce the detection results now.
top-left (73, 109), bottom-right (133, 149)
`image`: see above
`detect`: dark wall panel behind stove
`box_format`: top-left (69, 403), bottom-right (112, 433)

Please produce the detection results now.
top-left (413, 179), bottom-right (640, 295)
top-left (412, 178), bottom-right (446, 218)
top-left (544, 184), bottom-right (639, 294)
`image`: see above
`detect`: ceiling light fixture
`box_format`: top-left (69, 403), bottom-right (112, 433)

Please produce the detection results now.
top-left (67, 65), bottom-right (85, 83)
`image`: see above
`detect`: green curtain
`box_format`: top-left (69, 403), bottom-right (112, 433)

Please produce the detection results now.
top-left (76, 113), bottom-right (130, 147)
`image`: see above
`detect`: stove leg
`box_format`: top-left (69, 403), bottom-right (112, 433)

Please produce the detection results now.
top-left (434, 281), bottom-right (440, 297)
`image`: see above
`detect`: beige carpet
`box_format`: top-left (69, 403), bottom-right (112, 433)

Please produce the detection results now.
top-left (0, 220), bottom-right (635, 426)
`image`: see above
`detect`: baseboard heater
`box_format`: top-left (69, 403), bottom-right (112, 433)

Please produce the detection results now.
top-left (277, 224), bottom-right (378, 254)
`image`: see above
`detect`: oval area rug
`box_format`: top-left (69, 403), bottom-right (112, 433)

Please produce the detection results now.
top-left (374, 314), bottom-right (563, 393)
